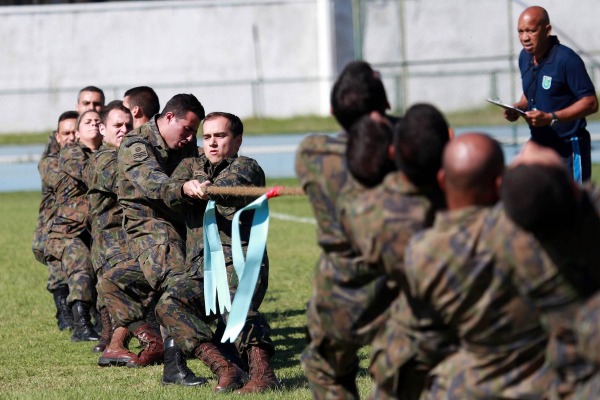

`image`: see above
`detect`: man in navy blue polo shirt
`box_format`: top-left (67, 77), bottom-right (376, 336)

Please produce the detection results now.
top-left (504, 5), bottom-right (598, 182)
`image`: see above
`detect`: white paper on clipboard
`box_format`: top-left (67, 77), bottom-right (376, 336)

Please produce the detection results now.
top-left (485, 99), bottom-right (527, 116)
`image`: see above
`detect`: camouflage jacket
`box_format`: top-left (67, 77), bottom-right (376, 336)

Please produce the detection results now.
top-left (163, 153), bottom-right (266, 272)
top-left (335, 171), bottom-right (444, 341)
top-left (48, 142), bottom-right (94, 239)
top-left (32, 134), bottom-right (61, 263)
top-left (403, 204), bottom-right (579, 399)
top-left (88, 142), bottom-right (129, 270)
top-left (117, 117), bottom-right (198, 253)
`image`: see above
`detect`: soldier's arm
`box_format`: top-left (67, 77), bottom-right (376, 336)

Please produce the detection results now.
top-left (161, 156), bottom-right (199, 211)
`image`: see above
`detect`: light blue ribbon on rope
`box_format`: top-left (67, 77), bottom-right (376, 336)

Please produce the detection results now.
top-left (203, 200), bottom-right (232, 315)
top-left (221, 193), bottom-right (270, 343)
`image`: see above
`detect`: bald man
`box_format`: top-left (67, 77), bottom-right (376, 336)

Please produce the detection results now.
top-left (399, 133), bottom-right (579, 399)
top-left (504, 6), bottom-right (598, 183)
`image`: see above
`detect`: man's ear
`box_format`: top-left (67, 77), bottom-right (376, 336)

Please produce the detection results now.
top-left (132, 106), bottom-right (143, 119)
top-left (99, 123), bottom-right (106, 137)
top-left (437, 169), bottom-right (446, 192)
top-left (448, 127), bottom-right (454, 140)
top-left (387, 143), bottom-right (395, 161)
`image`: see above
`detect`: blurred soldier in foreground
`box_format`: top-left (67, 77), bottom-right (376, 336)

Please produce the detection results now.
top-left (295, 61), bottom-right (392, 399)
top-left (502, 142), bottom-right (600, 398)
top-left (351, 104), bottom-right (450, 399)
top-left (32, 111), bottom-right (78, 331)
top-left (399, 134), bottom-right (580, 399)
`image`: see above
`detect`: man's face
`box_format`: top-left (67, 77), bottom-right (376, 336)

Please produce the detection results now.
top-left (76, 91), bottom-right (104, 114)
top-left (100, 109), bottom-right (133, 147)
top-left (517, 13), bottom-right (550, 56)
top-left (161, 111), bottom-right (200, 150)
top-left (56, 118), bottom-right (77, 148)
top-left (202, 116), bottom-right (242, 164)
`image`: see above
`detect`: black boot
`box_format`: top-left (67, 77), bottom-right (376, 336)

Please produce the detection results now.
top-left (52, 285), bottom-right (73, 331)
top-left (71, 301), bottom-right (100, 342)
top-left (162, 337), bottom-right (208, 386)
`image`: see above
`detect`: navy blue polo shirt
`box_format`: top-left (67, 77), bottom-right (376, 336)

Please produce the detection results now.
top-left (519, 36), bottom-right (596, 139)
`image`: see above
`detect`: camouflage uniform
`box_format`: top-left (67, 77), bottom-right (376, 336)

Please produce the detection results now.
top-left (295, 132), bottom-right (372, 399)
top-left (103, 117), bottom-right (197, 329)
top-left (389, 205), bottom-right (581, 400)
top-left (337, 171), bottom-right (445, 400)
top-left (550, 183), bottom-right (600, 399)
top-left (32, 134), bottom-right (68, 292)
top-left (88, 142), bottom-right (148, 314)
top-left (46, 142), bottom-right (96, 305)
top-left (156, 153), bottom-right (272, 357)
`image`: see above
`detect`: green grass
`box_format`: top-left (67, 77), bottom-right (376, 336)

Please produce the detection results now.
top-left (3, 172), bottom-right (600, 399)
top-left (0, 178), bottom-right (373, 399)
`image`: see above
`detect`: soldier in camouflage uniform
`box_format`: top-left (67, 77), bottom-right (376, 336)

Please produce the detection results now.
top-left (295, 61), bottom-right (392, 399)
top-left (75, 85), bottom-right (105, 114)
top-left (157, 112), bottom-right (275, 393)
top-left (32, 111), bottom-right (79, 331)
top-left (101, 94), bottom-right (204, 370)
top-left (390, 134), bottom-right (582, 399)
top-left (339, 105), bottom-right (450, 400)
top-left (501, 144), bottom-right (600, 398)
top-left (123, 86), bottom-right (160, 129)
top-left (87, 101), bottom-right (134, 354)
top-left (46, 110), bottom-right (103, 342)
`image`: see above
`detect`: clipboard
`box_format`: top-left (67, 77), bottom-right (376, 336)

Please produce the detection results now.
top-left (485, 98), bottom-right (527, 116)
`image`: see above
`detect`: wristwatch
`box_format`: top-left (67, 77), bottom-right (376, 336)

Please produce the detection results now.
top-left (550, 112), bottom-right (558, 126)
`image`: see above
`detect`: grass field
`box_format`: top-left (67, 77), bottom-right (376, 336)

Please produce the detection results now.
top-left (3, 168), bottom-right (600, 399)
top-left (0, 177), bottom-right (373, 400)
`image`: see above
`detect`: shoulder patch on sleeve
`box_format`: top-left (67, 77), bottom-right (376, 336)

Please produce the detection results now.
top-left (123, 137), bottom-right (149, 162)
top-left (131, 143), bottom-right (148, 162)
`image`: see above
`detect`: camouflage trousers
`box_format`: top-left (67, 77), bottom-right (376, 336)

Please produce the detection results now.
top-left (155, 261), bottom-right (273, 358)
top-left (369, 295), bottom-right (426, 400)
top-left (45, 259), bottom-right (68, 293)
top-left (46, 236), bottom-right (96, 305)
top-left (94, 252), bottom-right (128, 311)
top-left (100, 256), bottom-right (156, 329)
top-left (301, 255), bottom-right (398, 400)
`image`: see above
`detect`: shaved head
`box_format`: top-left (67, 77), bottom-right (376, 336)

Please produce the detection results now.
top-left (441, 133), bottom-right (504, 208)
top-left (519, 6), bottom-right (550, 26)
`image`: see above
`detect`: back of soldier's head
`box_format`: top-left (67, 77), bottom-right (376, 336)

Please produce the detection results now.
top-left (124, 86), bottom-right (160, 118)
top-left (331, 61), bottom-right (389, 131)
top-left (395, 103), bottom-right (450, 187)
top-left (502, 164), bottom-right (578, 235)
top-left (159, 93), bottom-right (205, 121)
top-left (347, 113), bottom-right (396, 187)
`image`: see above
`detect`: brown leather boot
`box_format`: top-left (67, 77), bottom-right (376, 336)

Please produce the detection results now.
top-left (126, 323), bottom-right (164, 367)
top-left (98, 326), bottom-right (136, 367)
top-left (92, 307), bottom-right (113, 353)
top-left (195, 342), bottom-right (246, 392)
top-left (236, 346), bottom-right (280, 394)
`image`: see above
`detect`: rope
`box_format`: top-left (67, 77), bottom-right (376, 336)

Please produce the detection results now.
top-left (205, 185), bottom-right (305, 197)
